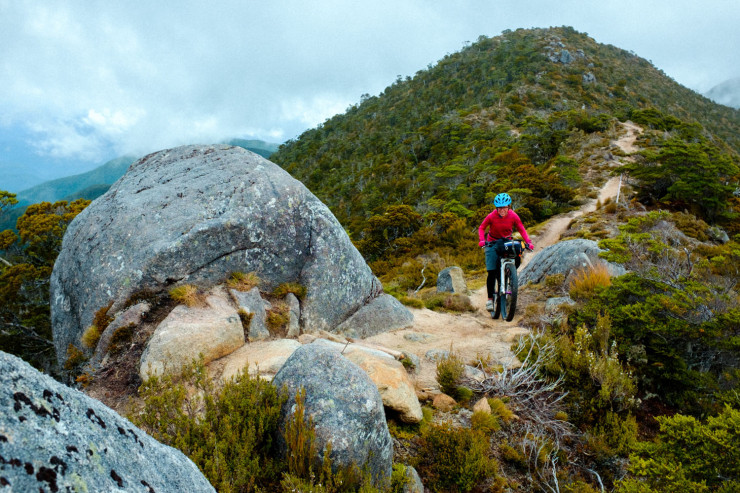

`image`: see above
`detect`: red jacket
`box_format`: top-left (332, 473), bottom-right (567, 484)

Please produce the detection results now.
top-left (478, 210), bottom-right (532, 245)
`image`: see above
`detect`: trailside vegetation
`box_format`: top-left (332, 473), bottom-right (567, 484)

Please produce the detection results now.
top-left (0, 193), bottom-right (90, 374)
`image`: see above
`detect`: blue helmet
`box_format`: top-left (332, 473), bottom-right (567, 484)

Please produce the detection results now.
top-left (493, 193), bottom-right (512, 207)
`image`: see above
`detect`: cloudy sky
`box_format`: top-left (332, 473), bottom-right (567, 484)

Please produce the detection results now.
top-left (2, 0), bottom-right (739, 190)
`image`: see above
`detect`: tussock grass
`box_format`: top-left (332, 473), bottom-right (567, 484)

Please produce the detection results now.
top-left (272, 282), bottom-right (307, 300)
top-left (169, 284), bottom-right (207, 307)
top-left (569, 263), bottom-right (612, 300)
top-left (226, 271), bottom-right (260, 292)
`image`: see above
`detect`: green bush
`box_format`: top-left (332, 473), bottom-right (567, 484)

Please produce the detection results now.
top-left (436, 352), bottom-right (464, 397)
top-left (615, 406), bottom-right (740, 492)
top-left (131, 359), bottom-right (286, 492)
top-left (414, 422), bottom-right (494, 492)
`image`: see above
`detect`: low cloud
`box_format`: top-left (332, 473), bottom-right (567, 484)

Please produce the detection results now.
top-left (1, 1), bottom-right (739, 168)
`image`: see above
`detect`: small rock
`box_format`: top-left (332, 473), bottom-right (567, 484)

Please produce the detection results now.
top-left (432, 393), bottom-right (456, 412)
top-left (425, 349), bottom-right (450, 362)
top-left (231, 287), bottom-right (271, 342)
top-left (401, 465), bottom-right (424, 493)
top-left (344, 350), bottom-right (423, 423)
top-left (436, 266), bottom-right (468, 294)
top-left (139, 293), bottom-right (244, 379)
top-left (473, 397), bottom-right (492, 414)
top-left (286, 293), bottom-right (301, 337)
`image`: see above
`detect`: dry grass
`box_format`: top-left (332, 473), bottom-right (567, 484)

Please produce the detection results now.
top-left (169, 284), bottom-right (207, 307)
top-left (266, 301), bottom-right (289, 335)
top-left (226, 271), bottom-right (261, 292)
top-left (569, 263), bottom-right (612, 300)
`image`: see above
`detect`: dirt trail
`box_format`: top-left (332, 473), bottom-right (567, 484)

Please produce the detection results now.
top-left (364, 121), bottom-right (641, 391)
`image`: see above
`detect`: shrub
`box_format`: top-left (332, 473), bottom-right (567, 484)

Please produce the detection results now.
top-left (471, 410), bottom-right (500, 434)
top-left (169, 284), bottom-right (206, 307)
top-left (237, 309), bottom-right (254, 337)
top-left (489, 397), bottom-right (515, 424)
top-left (131, 358), bottom-right (286, 492)
top-left (399, 296), bottom-right (424, 309)
top-left (615, 406), bottom-right (740, 493)
top-left (569, 263), bottom-right (611, 300)
top-left (436, 352), bottom-right (464, 397)
top-left (64, 344), bottom-right (86, 371)
top-left (227, 271), bottom-right (260, 292)
top-left (272, 282), bottom-right (307, 300)
top-left (414, 422), bottom-right (494, 492)
top-left (424, 293), bottom-right (474, 312)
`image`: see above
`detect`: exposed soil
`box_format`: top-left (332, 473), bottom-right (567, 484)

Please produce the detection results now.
top-left (364, 121), bottom-right (642, 394)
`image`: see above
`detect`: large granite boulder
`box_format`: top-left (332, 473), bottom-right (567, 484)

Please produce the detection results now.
top-left (519, 239), bottom-right (627, 286)
top-left (273, 344), bottom-right (393, 485)
top-left (0, 351), bottom-right (214, 492)
top-left (51, 144), bottom-right (411, 363)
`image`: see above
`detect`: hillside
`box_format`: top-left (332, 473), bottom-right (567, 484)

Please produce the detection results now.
top-left (13, 155), bottom-right (137, 207)
top-left (272, 26), bottom-right (740, 256)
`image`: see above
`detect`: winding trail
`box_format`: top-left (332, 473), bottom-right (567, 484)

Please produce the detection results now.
top-left (364, 121), bottom-right (642, 391)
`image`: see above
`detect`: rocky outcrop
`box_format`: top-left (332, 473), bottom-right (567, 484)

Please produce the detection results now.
top-left (273, 344), bottom-right (393, 485)
top-left (518, 239), bottom-right (627, 286)
top-left (50, 144), bottom-right (411, 363)
top-left (0, 351), bottom-right (214, 492)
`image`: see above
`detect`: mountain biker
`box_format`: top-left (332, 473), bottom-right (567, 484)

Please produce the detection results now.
top-left (478, 193), bottom-right (534, 311)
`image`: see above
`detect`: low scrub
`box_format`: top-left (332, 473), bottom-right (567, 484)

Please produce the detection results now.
top-left (413, 422), bottom-right (496, 492)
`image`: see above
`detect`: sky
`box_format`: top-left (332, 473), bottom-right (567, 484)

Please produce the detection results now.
top-left (2, 0), bottom-right (740, 191)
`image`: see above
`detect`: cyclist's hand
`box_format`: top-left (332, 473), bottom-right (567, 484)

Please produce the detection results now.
top-left (479, 241), bottom-right (486, 247)
top-left (526, 242), bottom-right (534, 251)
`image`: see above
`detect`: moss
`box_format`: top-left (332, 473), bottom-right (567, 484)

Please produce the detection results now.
top-left (80, 325), bottom-right (102, 350)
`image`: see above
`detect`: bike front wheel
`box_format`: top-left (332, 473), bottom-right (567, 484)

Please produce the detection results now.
top-left (501, 263), bottom-right (518, 321)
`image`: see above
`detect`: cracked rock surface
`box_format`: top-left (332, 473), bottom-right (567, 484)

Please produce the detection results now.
top-left (0, 350), bottom-right (215, 492)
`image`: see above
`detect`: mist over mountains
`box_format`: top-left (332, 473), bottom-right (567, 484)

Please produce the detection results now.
top-left (706, 77), bottom-right (740, 109)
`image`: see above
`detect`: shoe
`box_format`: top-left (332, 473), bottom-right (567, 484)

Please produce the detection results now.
top-left (485, 299), bottom-right (494, 311)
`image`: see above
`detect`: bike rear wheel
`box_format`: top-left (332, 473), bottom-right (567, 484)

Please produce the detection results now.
top-left (501, 263), bottom-right (518, 321)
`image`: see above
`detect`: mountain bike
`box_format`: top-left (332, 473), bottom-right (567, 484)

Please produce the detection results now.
top-left (485, 240), bottom-right (531, 321)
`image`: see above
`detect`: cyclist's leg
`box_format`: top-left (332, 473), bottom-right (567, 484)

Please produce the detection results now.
top-left (484, 246), bottom-right (500, 307)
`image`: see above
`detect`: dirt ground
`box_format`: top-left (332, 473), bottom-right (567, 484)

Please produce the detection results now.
top-left (363, 121), bottom-right (641, 392)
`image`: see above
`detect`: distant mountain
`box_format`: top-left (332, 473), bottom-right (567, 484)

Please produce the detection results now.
top-left (224, 139), bottom-right (281, 158)
top-left (706, 77), bottom-right (740, 109)
top-left (14, 155), bottom-right (137, 207)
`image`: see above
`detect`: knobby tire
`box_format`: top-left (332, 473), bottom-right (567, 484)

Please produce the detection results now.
top-left (503, 263), bottom-right (518, 321)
